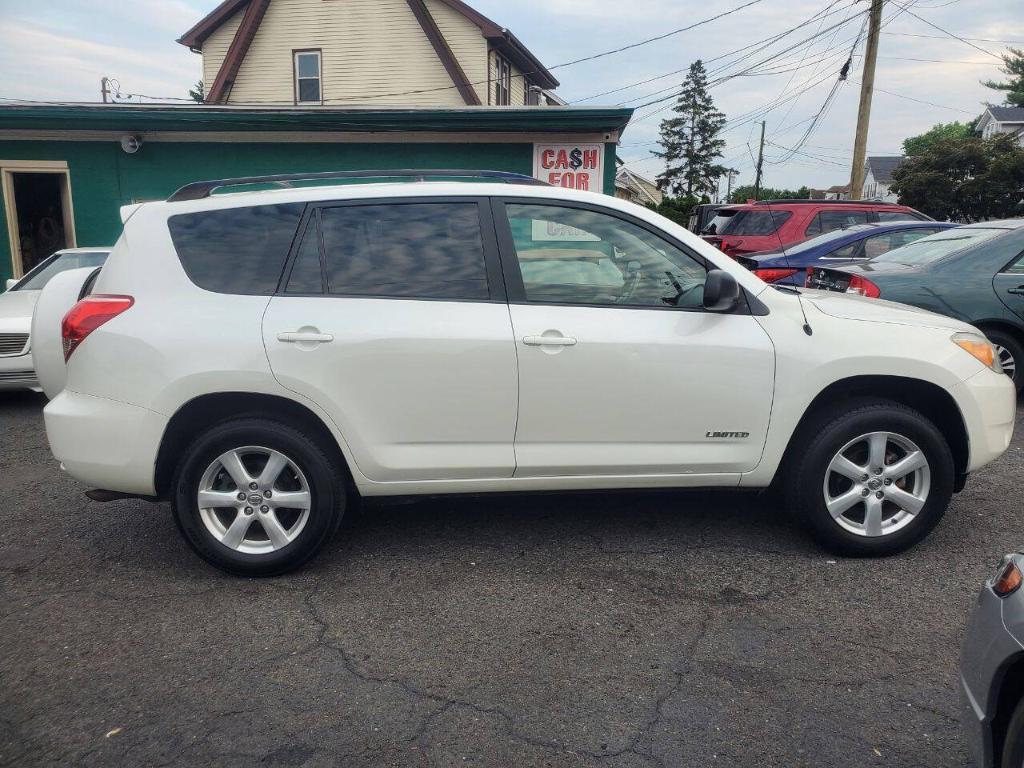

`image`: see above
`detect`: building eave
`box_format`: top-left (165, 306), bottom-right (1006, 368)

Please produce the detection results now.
top-left (178, 0), bottom-right (250, 49)
top-left (0, 103), bottom-right (632, 136)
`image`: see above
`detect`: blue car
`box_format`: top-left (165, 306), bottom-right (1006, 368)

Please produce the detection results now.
top-left (736, 220), bottom-right (957, 285)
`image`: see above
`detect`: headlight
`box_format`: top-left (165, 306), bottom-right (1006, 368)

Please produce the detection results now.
top-left (992, 555), bottom-right (1023, 598)
top-left (952, 332), bottom-right (1001, 372)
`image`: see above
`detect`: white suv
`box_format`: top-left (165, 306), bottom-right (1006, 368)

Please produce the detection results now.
top-left (33, 170), bottom-right (1017, 576)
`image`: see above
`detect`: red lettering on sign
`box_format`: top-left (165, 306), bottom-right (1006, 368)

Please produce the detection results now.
top-left (541, 149), bottom-right (555, 169)
top-left (582, 149), bottom-right (598, 170)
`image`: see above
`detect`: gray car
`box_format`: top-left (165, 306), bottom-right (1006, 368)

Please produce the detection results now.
top-left (962, 553), bottom-right (1024, 766)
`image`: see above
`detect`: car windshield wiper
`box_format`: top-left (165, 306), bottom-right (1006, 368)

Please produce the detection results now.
top-left (772, 284), bottom-right (801, 295)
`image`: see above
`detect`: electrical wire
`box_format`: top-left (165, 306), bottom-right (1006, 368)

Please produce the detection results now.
top-left (887, 0), bottom-right (1004, 60)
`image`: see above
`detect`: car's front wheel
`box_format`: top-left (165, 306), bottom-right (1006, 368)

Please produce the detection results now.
top-left (787, 400), bottom-right (954, 557)
top-left (171, 418), bottom-right (345, 576)
top-left (986, 328), bottom-right (1024, 393)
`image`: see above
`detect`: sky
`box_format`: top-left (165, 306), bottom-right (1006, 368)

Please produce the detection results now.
top-left (0, 0), bottom-right (1020, 193)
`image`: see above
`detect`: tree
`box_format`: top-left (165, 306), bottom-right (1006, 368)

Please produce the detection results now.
top-left (646, 194), bottom-right (701, 227)
top-left (983, 47), bottom-right (1024, 107)
top-left (902, 122), bottom-right (973, 155)
top-left (654, 61), bottom-right (727, 197)
top-left (728, 185), bottom-right (809, 203)
top-left (189, 80), bottom-right (204, 104)
top-left (890, 133), bottom-right (1024, 222)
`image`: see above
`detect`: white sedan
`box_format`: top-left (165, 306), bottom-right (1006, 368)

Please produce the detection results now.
top-left (1, 248), bottom-right (109, 392)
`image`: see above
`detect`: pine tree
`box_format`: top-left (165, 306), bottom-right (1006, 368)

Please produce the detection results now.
top-left (983, 48), bottom-right (1024, 107)
top-left (654, 60), bottom-right (728, 196)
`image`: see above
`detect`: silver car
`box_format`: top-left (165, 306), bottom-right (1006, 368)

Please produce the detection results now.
top-left (961, 553), bottom-right (1024, 767)
top-left (0, 248), bottom-right (109, 391)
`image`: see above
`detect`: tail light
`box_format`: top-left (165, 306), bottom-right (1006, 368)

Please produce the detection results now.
top-left (846, 275), bottom-right (881, 298)
top-left (992, 556), bottom-right (1023, 597)
top-left (61, 295), bottom-right (134, 361)
top-left (752, 268), bottom-right (798, 284)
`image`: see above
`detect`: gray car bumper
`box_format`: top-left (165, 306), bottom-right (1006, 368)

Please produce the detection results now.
top-left (961, 579), bottom-right (1024, 767)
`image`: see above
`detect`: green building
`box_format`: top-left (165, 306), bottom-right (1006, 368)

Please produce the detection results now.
top-left (0, 103), bottom-right (632, 282)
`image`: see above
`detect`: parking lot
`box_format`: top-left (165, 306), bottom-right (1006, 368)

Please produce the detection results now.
top-left (0, 390), bottom-right (1019, 767)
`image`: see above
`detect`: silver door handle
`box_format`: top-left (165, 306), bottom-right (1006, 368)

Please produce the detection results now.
top-left (277, 331), bottom-right (334, 343)
top-left (523, 335), bottom-right (577, 347)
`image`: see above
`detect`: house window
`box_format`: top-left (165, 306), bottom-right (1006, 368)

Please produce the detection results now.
top-left (494, 54), bottom-right (511, 106)
top-left (294, 50), bottom-right (322, 104)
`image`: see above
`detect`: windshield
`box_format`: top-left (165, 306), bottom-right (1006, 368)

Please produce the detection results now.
top-left (718, 209), bottom-right (791, 236)
top-left (871, 228), bottom-right (1007, 265)
top-left (12, 251), bottom-right (109, 291)
top-left (782, 224), bottom-right (876, 255)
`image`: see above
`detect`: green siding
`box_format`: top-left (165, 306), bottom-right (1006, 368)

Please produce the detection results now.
top-left (0, 139), bottom-right (620, 281)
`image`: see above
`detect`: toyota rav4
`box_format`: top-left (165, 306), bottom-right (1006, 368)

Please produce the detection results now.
top-left (32, 170), bottom-right (1017, 576)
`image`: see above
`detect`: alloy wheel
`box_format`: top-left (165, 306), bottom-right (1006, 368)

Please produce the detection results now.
top-left (822, 431), bottom-right (931, 538)
top-left (196, 446), bottom-right (312, 555)
top-left (995, 344), bottom-right (1017, 379)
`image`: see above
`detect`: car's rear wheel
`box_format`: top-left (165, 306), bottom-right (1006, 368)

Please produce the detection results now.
top-left (985, 328), bottom-right (1023, 393)
top-left (1002, 695), bottom-right (1024, 768)
top-left (171, 418), bottom-right (344, 576)
top-left (786, 400), bottom-right (954, 557)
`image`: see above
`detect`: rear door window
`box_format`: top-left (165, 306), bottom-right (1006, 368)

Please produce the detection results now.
top-left (806, 210), bottom-right (870, 237)
top-left (718, 210), bottom-right (790, 236)
top-left (168, 203), bottom-right (304, 295)
top-left (317, 202), bottom-right (490, 300)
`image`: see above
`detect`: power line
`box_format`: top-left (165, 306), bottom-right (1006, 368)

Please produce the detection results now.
top-left (851, 79), bottom-right (979, 114)
top-left (571, 0), bottom-right (861, 107)
top-left (882, 31), bottom-right (1024, 45)
top-left (887, 0), bottom-right (1004, 60)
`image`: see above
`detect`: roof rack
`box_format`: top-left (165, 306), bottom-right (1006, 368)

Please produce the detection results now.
top-left (167, 169), bottom-right (549, 202)
top-left (749, 198), bottom-right (900, 206)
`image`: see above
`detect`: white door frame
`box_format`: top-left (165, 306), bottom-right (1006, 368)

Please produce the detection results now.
top-left (1, 160), bottom-right (77, 279)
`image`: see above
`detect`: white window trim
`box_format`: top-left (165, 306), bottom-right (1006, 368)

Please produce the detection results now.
top-left (294, 50), bottom-right (322, 106)
top-left (494, 54), bottom-right (512, 106)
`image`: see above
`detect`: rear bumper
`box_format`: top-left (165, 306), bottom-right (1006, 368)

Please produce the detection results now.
top-left (952, 369), bottom-right (1017, 473)
top-left (0, 351), bottom-right (38, 391)
top-left (44, 389), bottom-right (166, 495)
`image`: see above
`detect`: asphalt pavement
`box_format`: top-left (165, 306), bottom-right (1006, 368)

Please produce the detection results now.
top-left (1, 389), bottom-right (1022, 767)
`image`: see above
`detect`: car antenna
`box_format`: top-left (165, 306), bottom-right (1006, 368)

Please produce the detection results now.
top-left (762, 198), bottom-right (813, 336)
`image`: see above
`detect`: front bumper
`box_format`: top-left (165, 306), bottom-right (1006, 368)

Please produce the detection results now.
top-left (0, 350), bottom-right (38, 391)
top-left (961, 579), bottom-right (1024, 767)
top-left (952, 368), bottom-right (1017, 473)
top-left (44, 389), bottom-right (167, 495)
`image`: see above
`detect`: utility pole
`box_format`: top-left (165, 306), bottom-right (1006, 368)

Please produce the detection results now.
top-left (753, 120), bottom-right (766, 199)
top-left (849, 0), bottom-right (883, 200)
top-left (100, 77), bottom-right (111, 104)
top-left (726, 169), bottom-right (736, 202)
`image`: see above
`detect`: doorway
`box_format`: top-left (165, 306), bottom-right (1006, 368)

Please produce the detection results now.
top-left (1, 162), bottom-right (76, 279)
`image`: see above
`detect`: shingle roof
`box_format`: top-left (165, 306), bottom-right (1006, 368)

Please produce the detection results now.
top-left (988, 106), bottom-right (1024, 123)
top-left (865, 156), bottom-right (905, 184)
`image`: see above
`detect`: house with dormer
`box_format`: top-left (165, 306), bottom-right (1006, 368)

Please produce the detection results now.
top-left (177, 0), bottom-right (561, 107)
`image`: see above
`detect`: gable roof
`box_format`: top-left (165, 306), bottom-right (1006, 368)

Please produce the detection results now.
top-left (865, 156), bottom-right (905, 184)
top-left (178, 0), bottom-right (558, 104)
top-left (987, 106), bottom-right (1024, 123)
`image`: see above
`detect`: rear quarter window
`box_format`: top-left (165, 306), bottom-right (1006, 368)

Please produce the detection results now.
top-left (168, 203), bottom-right (304, 295)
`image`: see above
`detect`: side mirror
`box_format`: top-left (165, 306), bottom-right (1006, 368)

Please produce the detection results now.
top-left (703, 269), bottom-right (741, 312)
top-left (4, 278), bottom-right (16, 292)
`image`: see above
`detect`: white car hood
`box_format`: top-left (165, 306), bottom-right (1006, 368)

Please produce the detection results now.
top-left (0, 289), bottom-right (40, 334)
top-left (804, 290), bottom-right (976, 333)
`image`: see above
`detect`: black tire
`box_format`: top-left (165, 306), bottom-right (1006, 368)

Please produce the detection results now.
top-left (985, 328), bottom-right (1024, 394)
top-left (785, 399), bottom-right (954, 557)
top-left (1002, 695), bottom-right (1024, 768)
top-left (171, 417), bottom-right (345, 576)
